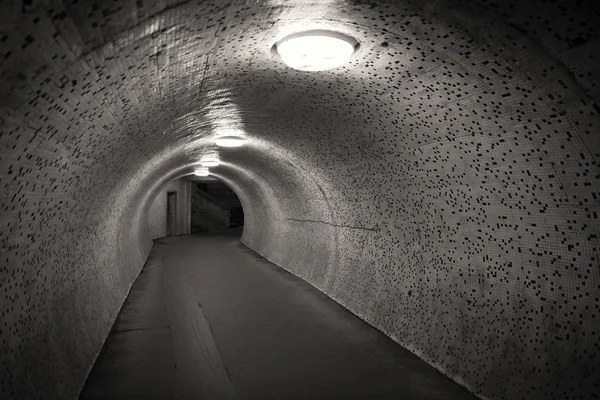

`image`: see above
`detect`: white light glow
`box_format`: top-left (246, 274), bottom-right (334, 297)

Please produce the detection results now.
top-left (276, 31), bottom-right (357, 71)
top-left (194, 167), bottom-right (210, 176)
top-left (214, 136), bottom-right (245, 147)
top-left (200, 158), bottom-right (220, 167)
top-left (215, 128), bottom-right (245, 137)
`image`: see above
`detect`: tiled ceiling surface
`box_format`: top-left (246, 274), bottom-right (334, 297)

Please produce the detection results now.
top-left (1, 0), bottom-right (599, 399)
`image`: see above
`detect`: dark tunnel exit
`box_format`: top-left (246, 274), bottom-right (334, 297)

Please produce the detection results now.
top-left (191, 180), bottom-right (244, 233)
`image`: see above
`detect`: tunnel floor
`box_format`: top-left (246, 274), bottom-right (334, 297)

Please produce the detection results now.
top-left (79, 230), bottom-right (478, 400)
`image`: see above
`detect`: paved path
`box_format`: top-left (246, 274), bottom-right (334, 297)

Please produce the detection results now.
top-left (80, 230), bottom-right (478, 400)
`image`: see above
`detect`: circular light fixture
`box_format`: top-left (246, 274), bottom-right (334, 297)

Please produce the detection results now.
top-left (200, 158), bottom-right (220, 167)
top-left (214, 136), bottom-right (245, 147)
top-left (274, 30), bottom-right (359, 71)
top-left (194, 167), bottom-right (210, 177)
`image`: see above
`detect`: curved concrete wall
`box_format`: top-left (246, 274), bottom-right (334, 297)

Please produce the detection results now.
top-left (1, 1), bottom-right (599, 399)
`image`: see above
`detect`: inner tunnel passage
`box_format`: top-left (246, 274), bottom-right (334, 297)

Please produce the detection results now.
top-left (1, 0), bottom-right (599, 399)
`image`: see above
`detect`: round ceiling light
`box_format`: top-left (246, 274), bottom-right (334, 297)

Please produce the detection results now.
top-left (214, 136), bottom-right (245, 147)
top-left (274, 30), bottom-right (359, 71)
top-left (200, 158), bottom-right (220, 167)
top-left (194, 167), bottom-right (210, 177)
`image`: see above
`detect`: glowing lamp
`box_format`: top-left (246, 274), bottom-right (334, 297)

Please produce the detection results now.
top-left (194, 167), bottom-right (209, 177)
top-left (214, 136), bottom-right (245, 147)
top-left (275, 30), bottom-right (358, 71)
top-left (200, 158), bottom-right (220, 167)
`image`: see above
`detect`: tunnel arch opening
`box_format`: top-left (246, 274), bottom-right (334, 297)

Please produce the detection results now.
top-left (189, 177), bottom-right (245, 233)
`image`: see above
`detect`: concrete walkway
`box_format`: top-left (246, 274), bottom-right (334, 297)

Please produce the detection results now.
top-left (80, 231), bottom-right (478, 400)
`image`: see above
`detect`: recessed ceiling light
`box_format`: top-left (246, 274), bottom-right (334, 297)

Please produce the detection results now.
top-left (200, 158), bottom-right (220, 167)
top-left (214, 136), bottom-right (245, 147)
top-left (274, 30), bottom-right (358, 71)
top-left (194, 167), bottom-right (210, 176)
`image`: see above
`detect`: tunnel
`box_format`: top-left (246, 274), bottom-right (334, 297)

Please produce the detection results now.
top-left (1, 0), bottom-right (599, 399)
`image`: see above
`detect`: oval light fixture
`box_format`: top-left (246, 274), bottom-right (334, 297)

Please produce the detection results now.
top-left (274, 30), bottom-right (359, 71)
top-left (214, 136), bottom-right (245, 148)
top-left (200, 158), bottom-right (220, 167)
top-left (194, 167), bottom-right (210, 177)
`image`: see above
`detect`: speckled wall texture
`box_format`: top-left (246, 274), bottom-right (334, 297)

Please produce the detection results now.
top-left (0, 0), bottom-right (599, 399)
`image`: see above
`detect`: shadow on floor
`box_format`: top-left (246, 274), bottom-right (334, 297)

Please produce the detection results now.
top-left (80, 232), bottom-right (478, 400)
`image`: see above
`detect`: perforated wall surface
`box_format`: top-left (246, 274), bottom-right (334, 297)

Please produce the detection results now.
top-left (1, 1), bottom-right (599, 399)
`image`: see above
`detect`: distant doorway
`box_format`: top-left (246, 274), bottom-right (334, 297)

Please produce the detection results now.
top-left (166, 191), bottom-right (177, 236)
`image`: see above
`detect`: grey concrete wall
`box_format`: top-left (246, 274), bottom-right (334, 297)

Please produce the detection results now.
top-left (148, 178), bottom-right (191, 239)
top-left (0, 1), bottom-right (599, 400)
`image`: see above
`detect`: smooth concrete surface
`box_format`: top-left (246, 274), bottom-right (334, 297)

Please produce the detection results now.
top-left (148, 178), bottom-right (192, 239)
top-left (80, 231), bottom-right (478, 400)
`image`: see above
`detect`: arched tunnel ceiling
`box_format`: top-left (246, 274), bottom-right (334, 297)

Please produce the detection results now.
top-left (1, 1), bottom-right (600, 399)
